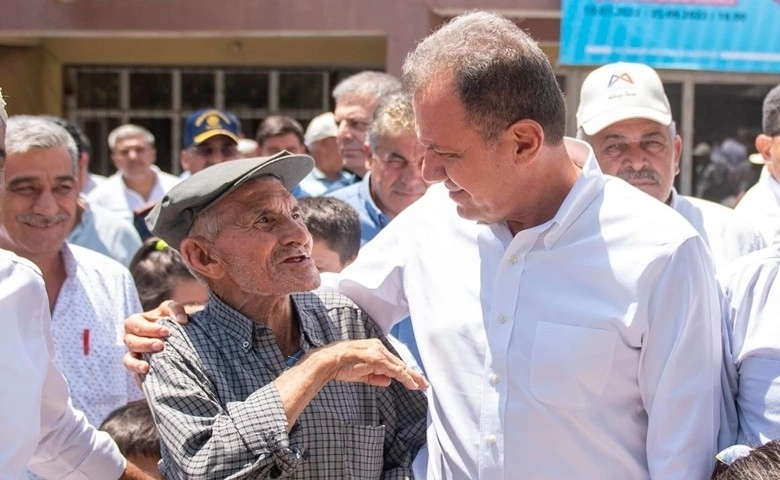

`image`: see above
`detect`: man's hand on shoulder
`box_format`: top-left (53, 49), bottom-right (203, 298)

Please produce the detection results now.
top-left (122, 300), bottom-right (190, 374)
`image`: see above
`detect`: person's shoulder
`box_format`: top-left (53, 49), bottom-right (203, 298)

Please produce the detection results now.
top-left (604, 179), bottom-right (698, 234)
top-left (85, 174), bottom-right (124, 202)
top-left (682, 194), bottom-right (764, 235)
top-left (87, 203), bottom-right (141, 238)
top-left (67, 243), bottom-right (132, 277)
top-left (720, 244), bottom-right (780, 287)
top-left (0, 249), bottom-right (42, 283)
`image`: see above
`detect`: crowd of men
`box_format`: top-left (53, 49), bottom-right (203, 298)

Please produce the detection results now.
top-left (5, 8), bottom-right (780, 480)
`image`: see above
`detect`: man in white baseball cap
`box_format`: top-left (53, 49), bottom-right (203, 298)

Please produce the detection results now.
top-left (296, 112), bottom-right (357, 197)
top-left (577, 61), bottom-right (765, 271)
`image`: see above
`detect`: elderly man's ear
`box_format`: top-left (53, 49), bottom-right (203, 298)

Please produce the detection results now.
top-left (180, 238), bottom-right (224, 280)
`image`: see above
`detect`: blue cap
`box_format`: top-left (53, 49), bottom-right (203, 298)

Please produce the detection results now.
top-left (183, 108), bottom-right (240, 148)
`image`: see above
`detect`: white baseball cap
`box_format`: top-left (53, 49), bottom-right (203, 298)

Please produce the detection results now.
top-left (576, 62), bottom-right (672, 136)
top-left (304, 112), bottom-right (338, 147)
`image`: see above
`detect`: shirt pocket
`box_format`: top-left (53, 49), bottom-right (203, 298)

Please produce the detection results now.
top-left (529, 321), bottom-right (617, 410)
top-left (342, 424), bottom-right (385, 479)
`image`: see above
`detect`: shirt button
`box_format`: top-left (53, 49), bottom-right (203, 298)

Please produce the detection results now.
top-left (242, 341), bottom-right (250, 348)
top-left (489, 373), bottom-right (500, 385)
top-left (509, 255), bottom-right (518, 265)
top-left (485, 434), bottom-right (497, 445)
top-left (498, 314), bottom-right (507, 324)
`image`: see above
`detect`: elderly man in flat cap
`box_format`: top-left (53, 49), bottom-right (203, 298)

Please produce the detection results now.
top-left (140, 152), bottom-right (427, 479)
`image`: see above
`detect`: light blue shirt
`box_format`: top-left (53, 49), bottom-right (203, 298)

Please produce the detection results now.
top-left (328, 173), bottom-right (391, 246)
top-left (68, 199), bottom-right (142, 266)
top-left (295, 168), bottom-right (356, 198)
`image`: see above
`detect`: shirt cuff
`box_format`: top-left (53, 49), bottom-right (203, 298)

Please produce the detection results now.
top-left (227, 383), bottom-right (304, 476)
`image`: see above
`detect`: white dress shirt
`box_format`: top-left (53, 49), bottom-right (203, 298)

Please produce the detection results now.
top-left (51, 243), bottom-right (144, 427)
top-left (734, 167), bottom-right (780, 244)
top-left (719, 244), bottom-right (780, 446)
top-left (0, 249), bottom-right (125, 479)
top-left (86, 166), bottom-right (180, 213)
top-left (670, 189), bottom-right (766, 272)
top-left (327, 139), bottom-right (723, 479)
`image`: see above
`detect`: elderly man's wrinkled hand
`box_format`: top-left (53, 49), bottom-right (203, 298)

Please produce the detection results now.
top-left (315, 339), bottom-right (429, 391)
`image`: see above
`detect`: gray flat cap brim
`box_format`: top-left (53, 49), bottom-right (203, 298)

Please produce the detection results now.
top-left (146, 151), bottom-right (314, 249)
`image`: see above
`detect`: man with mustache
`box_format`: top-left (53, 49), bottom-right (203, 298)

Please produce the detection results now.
top-left (0, 116), bottom-right (144, 432)
top-left (576, 62), bottom-right (765, 271)
top-left (139, 153), bottom-right (427, 478)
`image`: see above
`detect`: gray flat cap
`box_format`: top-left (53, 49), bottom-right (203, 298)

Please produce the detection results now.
top-left (146, 151), bottom-right (314, 249)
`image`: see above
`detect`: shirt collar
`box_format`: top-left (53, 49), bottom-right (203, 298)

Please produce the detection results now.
top-left (514, 138), bottom-right (605, 250)
top-left (197, 291), bottom-right (330, 350)
top-left (199, 292), bottom-right (255, 347)
top-left (69, 197), bottom-right (94, 239)
top-left (668, 187), bottom-right (681, 209)
top-left (60, 242), bottom-right (78, 278)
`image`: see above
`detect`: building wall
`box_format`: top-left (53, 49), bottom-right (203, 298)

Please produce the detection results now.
top-left (0, 0), bottom-right (561, 116)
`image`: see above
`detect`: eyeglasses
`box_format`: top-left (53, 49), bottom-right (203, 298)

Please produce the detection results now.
top-left (191, 143), bottom-right (238, 158)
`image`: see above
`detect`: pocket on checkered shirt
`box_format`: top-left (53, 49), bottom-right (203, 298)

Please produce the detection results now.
top-left (342, 424), bottom-right (385, 478)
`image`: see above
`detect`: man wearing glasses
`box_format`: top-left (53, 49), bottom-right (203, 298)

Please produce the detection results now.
top-left (735, 85), bottom-right (780, 245)
top-left (179, 108), bottom-right (241, 179)
top-left (329, 92), bottom-right (428, 246)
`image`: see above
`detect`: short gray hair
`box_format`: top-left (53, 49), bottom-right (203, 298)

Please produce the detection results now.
top-left (4, 115), bottom-right (78, 171)
top-left (368, 92), bottom-right (416, 153)
top-left (403, 11), bottom-right (566, 146)
top-left (332, 71), bottom-right (402, 108)
top-left (763, 84), bottom-right (780, 136)
top-left (108, 124), bottom-right (155, 150)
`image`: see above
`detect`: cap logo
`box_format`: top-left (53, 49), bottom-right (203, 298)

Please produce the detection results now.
top-left (608, 73), bottom-right (634, 88)
top-left (195, 110), bottom-right (232, 130)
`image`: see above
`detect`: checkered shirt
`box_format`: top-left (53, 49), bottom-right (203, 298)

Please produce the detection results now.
top-left (142, 290), bottom-right (427, 479)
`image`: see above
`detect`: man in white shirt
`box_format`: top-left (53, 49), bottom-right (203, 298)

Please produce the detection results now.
top-left (1, 116), bottom-right (144, 429)
top-left (0, 88), bottom-right (149, 480)
top-left (719, 244), bottom-right (780, 448)
top-left (576, 61), bottom-right (765, 271)
top-left (87, 124), bottom-right (179, 214)
top-left (123, 11), bottom-right (724, 479)
top-left (735, 84), bottom-right (780, 244)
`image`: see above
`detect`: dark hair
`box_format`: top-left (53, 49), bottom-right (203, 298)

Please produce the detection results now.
top-left (713, 441), bottom-right (780, 480)
top-left (763, 85), bottom-right (780, 136)
top-left (99, 400), bottom-right (161, 461)
top-left (403, 11), bottom-right (566, 146)
top-left (129, 237), bottom-right (201, 311)
top-left (255, 115), bottom-right (305, 147)
top-left (299, 197), bottom-right (360, 264)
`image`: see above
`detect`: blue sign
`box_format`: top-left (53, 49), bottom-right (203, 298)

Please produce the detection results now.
top-left (560, 0), bottom-right (780, 73)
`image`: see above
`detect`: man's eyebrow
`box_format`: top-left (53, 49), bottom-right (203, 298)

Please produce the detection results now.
top-left (8, 175), bottom-right (75, 187)
top-left (641, 130), bottom-right (666, 139)
top-left (601, 132), bottom-right (627, 141)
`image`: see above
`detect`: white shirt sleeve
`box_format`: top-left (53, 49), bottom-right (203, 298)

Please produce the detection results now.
top-left (0, 252), bottom-right (126, 480)
top-left (322, 221), bottom-right (410, 334)
top-left (639, 236), bottom-right (722, 478)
